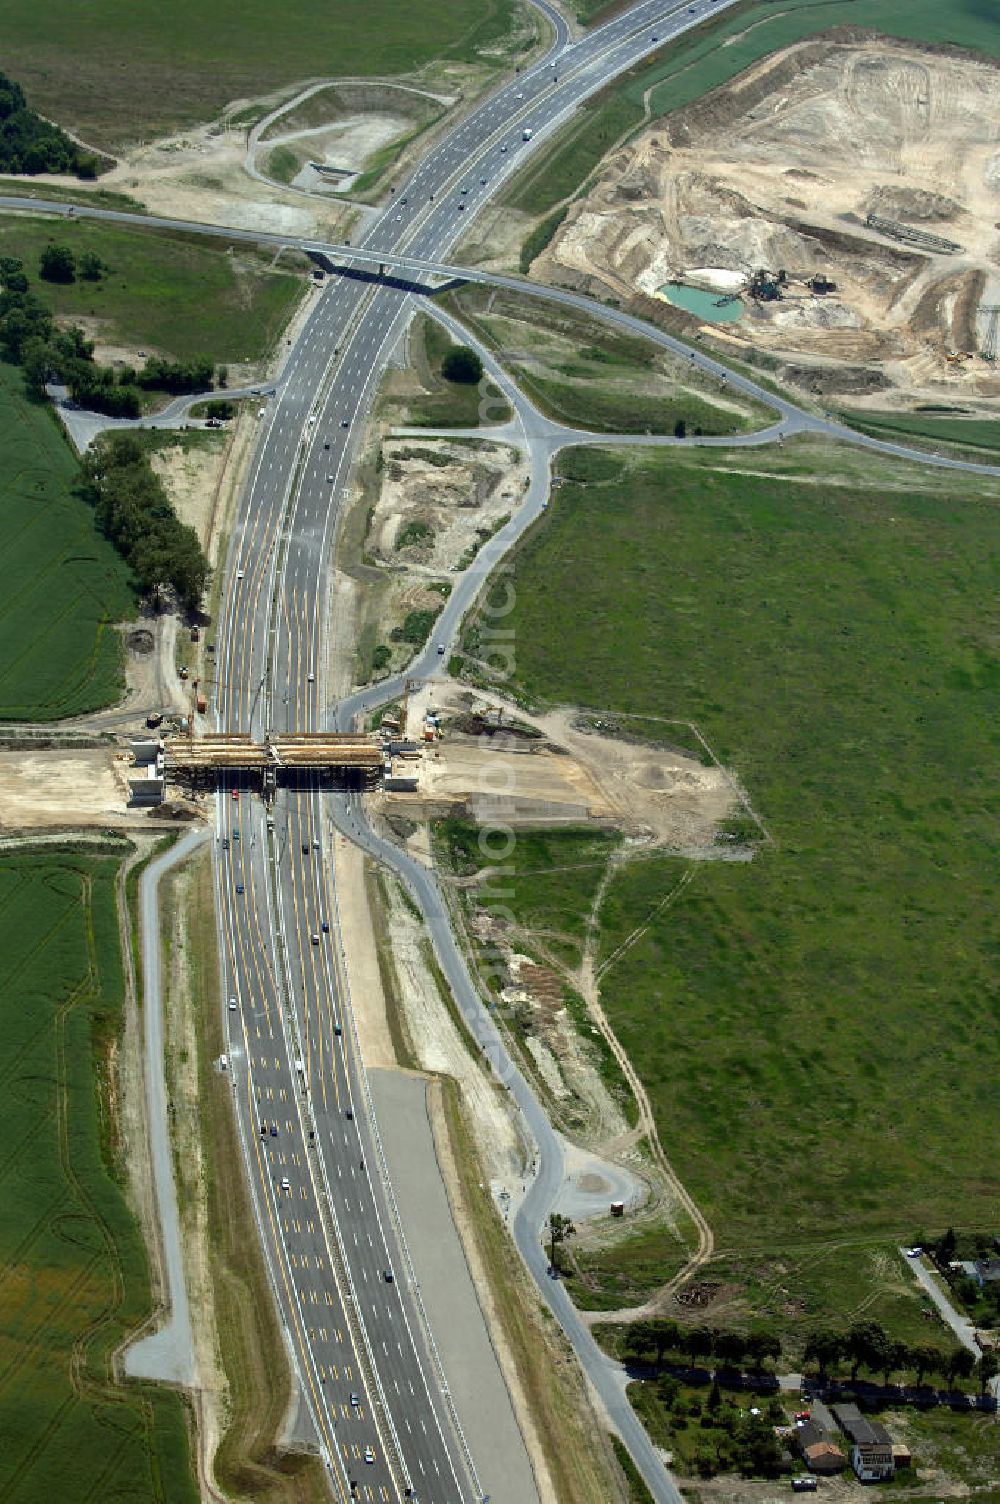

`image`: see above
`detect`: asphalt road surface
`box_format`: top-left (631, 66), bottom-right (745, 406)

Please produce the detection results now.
top-left (14, 1), bottom-right (997, 1500)
top-left (202, 8), bottom-right (754, 1502)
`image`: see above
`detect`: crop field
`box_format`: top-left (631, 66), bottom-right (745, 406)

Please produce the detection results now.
top-left (0, 844), bottom-right (197, 1504)
top-left (0, 0), bottom-right (527, 151)
top-left (504, 0), bottom-right (1000, 216)
top-left (0, 217), bottom-right (303, 364)
top-left (463, 436), bottom-right (1000, 1333)
top-left (0, 365), bottom-right (133, 720)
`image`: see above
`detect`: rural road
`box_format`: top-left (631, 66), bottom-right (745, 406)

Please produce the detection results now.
top-left (125, 826), bottom-right (210, 1389)
top-left (10, 0), bottom-right (997, 1498)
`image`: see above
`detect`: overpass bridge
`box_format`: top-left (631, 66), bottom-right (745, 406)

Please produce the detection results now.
top-left (163, 732), bottom-right (383, 790)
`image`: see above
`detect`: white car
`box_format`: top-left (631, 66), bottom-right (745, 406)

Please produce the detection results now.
top-left (364, 1447), bottom-right (375, 1465)
top-left (236, 569), bottom-right (244, 581)
top-left (307, 671), bottom-right (315, 682)
top-left (280, 1176), bottom-right (291, 1191)
top-left (228, 996), bottom-right (237, 1011)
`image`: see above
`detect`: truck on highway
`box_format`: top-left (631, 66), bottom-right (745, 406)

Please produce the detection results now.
top-left (522, 127), bottom-right (533, 141)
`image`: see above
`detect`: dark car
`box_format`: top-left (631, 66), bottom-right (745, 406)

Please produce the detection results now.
top-left (236, 883), bottom-right (245, 895)
top-left (345, 1107), bottom-right (353, 1120)
top-left (321, 921), bottom-right (330, 933)
top-left (270, 1124), bottom-right (278, 1137)
top-left (302, 843), bottom-right (310, 854)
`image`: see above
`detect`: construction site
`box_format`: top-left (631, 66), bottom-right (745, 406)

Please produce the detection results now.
top-left (532, 36), bottom-right (1000, 411)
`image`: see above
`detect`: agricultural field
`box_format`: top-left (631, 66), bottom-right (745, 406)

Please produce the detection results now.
top-left (460, 436), bottom-right (1000, 1340)
top-left (503, 0), bottom-right (1000, 217)
top-left (446, 285), bottom-right (771, 435)
top-left (0, 216), bottom-right (303, 364)
top-left (0, 843), bottom-right (197, 1504)
top-left (0, 0), bottom-right (530, 151)
top-left (0, 363), bottom-right (133, 720)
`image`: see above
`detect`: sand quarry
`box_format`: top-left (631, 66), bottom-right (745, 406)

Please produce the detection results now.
top-left (537, 36), bottom-right (1000, 412)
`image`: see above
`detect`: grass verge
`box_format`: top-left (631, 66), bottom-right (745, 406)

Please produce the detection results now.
top-left (444, 284), bottom-right (771, 434)
top-left (167, 843), bottom-right (328, 1504)
top-left (438, 1077), bottom-right (632, 1504)
top-left (379, 311), bottom-right (511, 428)
top-left (839, 409), bottom-right (1000, 462)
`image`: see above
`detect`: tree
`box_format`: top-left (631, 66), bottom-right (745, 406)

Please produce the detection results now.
top-left (684, 1325), bottom-right (715, 1363)
top-left (945, 1347), bottom-right (975, 1388)
top-left (977, 1351), bottom-right (998, 1395)
top-left (745, 1330), bottom-right (782, 1369)
top-left (78, 251), bottom-right (105, 281)
top-left (650, 1319), bottom-right (681, 1368)
top-left (937, 1227), bottom-right (957, 1264)
top-left (621, 1320), bottom-right (656, 1363)
top-left (846, 1321), bottom-right (888, 1381)
top-left (880, 1339), bottom-right (909, 1387)
top-left (39, 245), bottom-right (76, 283)
top-left (909, 1343), bottom-right (944, 1386)
top-left (547, 1212), bottom-right (576, 1272)
top-left (441, 345), bottom-right (483, 385)
top-left (713, 1330), bottom-right (746, 1367)
top-left (804, 1329), bottom-right (844, 1380)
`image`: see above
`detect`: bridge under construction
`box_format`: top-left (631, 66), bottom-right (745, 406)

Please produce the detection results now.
top-left (163, 732), bottom-right (384, 790)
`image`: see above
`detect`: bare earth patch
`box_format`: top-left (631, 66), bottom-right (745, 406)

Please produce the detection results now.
top-left (538, 37), bottom-right (1000, 412)
top-left (378, 680), bottom-right (738, 848)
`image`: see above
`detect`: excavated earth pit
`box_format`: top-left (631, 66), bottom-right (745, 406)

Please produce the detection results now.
top-left (536, 35), bottom-right (1000, 413)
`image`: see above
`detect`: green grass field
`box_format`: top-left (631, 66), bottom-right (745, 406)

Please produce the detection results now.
top-left (0, 364), bottom-right (133, 719)
top-left (504, 0), bottom-right (1000, 216)
top-left (446, 286), bottom-right (771, 434)
top-left (0, 217), bottom-right (303, 363)
top-left (0, 843), bottom-right (197, 1504)
top-left (462, 436), bottom-right (1000, 1335)
top-left (0, 0), bottom-right (527, 150)
top-left (842, 410), bottom-right (1000, 459)
top-left (383, 312), bottom-right (511, 428)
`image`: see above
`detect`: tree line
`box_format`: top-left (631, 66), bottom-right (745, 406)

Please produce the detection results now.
top-left (621, 1318), bottom-right (782, 1372)
top-left (0, 253), bottom-right (218, 415)
top-left (81, 434), bottom-right (210, 612)
top-left (0, 70), bottom-right (101, 178)
top-left (802, 1318), bottom-right (997, 1393)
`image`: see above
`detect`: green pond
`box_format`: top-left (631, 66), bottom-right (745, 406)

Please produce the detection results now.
top-left (660, 282), bottom-right (745, 322)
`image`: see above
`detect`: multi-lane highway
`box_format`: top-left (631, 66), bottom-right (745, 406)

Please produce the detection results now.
top-left (162, 0), bottom-right (1000, 1498)
top-left (30, 0), bottom-right (998, 1500)
top-left (207, 9), bottom-right (754, 1502)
